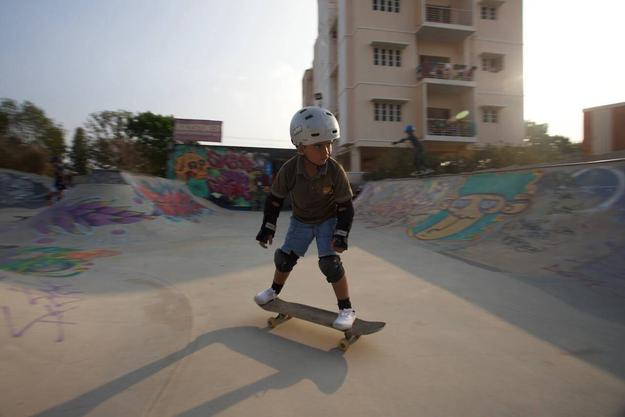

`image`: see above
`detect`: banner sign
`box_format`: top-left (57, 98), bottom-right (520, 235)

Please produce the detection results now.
top-left (174, 119), bottom-right (222, 143)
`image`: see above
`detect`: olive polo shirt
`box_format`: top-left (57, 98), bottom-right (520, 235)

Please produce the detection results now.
top-left (271, 155), bottom-right (353, 224)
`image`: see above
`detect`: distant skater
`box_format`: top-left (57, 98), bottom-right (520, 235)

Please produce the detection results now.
top-left (392, 124), bottom-right (431, 175)
top-left (47, 156), bottom-right (66, 205)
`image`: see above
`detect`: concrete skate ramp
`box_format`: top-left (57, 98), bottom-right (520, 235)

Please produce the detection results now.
top-left (0, 168), bottom-right (52, 209)
top-left (0, 171), bottom-right (233, 282)
top-left (1, 171), bottom-right (223, 247)
top-left (355, 159), bottom-right (625, 297)
top-left (2, 167), bottom-right (625, 417)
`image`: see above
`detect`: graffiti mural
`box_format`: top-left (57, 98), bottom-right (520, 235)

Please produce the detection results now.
top-left (0, 170), bottom-right (51, 209)
top-left (407, 171), bottom-right (542, 241)
top-left (1, 282), bottom-right (83, 342)
top-left (491, 165), bottom-right (625, 277)
top-left (355, 177), bottom-right (463, 228)
top-left (128, 176), bottom-right (213, 222)
top-left (0, 245), bottom-right (119, 277)
top-left (168, 145), bottom-right (273, 210)
top-left (355, 162), bottom-right (625, 285)
top-left (29, 197), bottom-right (154, 235)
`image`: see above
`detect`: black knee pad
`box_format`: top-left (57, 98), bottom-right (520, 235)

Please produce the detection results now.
top-left (318, 255), bottom-right (345, 283)
top-left (274, 249), bottom-right (299, 272)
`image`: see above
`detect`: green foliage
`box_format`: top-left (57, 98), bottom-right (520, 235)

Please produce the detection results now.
top-left (84, 110), bottom-right (135, 169)
top-left (126, 112), bottom-right (174, 176)
top-left (69, 127), bottom-right (89, 174)
top-left (362, 148), bottom-right (415, 181)
top-left (0, 136), bottom-right (49, 175)
top-left (0, 99), bottom-right (176, 177)
top-left (0, 98), bottom-right (65, 174)
top-left (83, 110), bottom-right (175, 176)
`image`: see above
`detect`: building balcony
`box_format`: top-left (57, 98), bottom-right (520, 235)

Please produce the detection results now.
top-left (417, 62), bottom-right (477, 82)
top-left (417, 4), bottom-right (475, 41)
top-left (426, 118), bottom-right (476, 142)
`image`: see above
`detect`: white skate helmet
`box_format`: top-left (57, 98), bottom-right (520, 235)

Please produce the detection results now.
top-left (289, 106), bottom-right (340, 147)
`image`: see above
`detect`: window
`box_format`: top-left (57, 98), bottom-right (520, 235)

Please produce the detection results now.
top-left (480, 6), bottom-right (497, 20)
top-left (374, 48), bottom-right (401, 67)
top-left (482, 108), bottom-right (499, 123)
top-left (373, 0), bottom-right (400, 13)
top-left (374, 103), bottom-right (402, 122)
top-left (481, 54), bottom-right (504, 72)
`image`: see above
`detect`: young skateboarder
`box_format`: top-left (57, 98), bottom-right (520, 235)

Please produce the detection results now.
top-left (254, 106), bottom-right (356, 330)
top-left (392, 124), bottom-right (431, 175)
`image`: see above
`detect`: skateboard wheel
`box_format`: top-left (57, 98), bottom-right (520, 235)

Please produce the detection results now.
top-left (267, 317), bottom-right (277, 328)
top-left (338, 339), bottom-right (350, 351)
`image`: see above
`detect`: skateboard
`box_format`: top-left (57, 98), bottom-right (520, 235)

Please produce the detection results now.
top-left (258, 298), bottom-right (385, 351)
top-left (410, 169), bottom-right (434, 177)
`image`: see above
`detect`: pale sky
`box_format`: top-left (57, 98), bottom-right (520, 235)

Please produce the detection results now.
top-left (1, 0), bottom-right (623, 148)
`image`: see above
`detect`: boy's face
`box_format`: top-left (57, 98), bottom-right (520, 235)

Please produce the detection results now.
top-left (299, 141), bottom-right (333, 166)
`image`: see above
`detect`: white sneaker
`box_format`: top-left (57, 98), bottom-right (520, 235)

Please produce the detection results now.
top-left (333, 308), bottom-right (356, 330)
top-left (254, 288), bottom-right (277, 305)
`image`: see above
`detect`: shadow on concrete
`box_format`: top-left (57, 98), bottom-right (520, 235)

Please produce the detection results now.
top-left (31, 326), bottom-right (347, 417)
top-left (354, 228), bottom-right (625, 382)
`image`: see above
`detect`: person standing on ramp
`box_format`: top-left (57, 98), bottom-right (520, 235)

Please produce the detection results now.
top-left (392, 124), bottom-right (431, 175)
top-left (254, 106), bottom-right (357, 330)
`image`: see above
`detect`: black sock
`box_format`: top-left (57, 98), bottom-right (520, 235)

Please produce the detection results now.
top-left (271, 282), bottom-right (283, 294)
top-left (337, 298), bottom-right (352, 310)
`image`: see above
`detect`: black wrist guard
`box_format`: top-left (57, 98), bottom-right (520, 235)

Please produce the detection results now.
top-left (256, 224), bottom-right (275, 243)
top-left (257, 193), bottom-right (283, 243)
top-left (333, 199), bottom-right (353, 251)
top-left (333, 234), bottom-right (348, 251)
top-left (335, 199), bottom-right (354, 236)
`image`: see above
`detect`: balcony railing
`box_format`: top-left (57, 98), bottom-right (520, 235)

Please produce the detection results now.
top-left (428, 118), bottom-right (475, 137)
top-left (417, 62), bottom-right (477, 82)
top-left (425, 4), bottom-right (473, 26)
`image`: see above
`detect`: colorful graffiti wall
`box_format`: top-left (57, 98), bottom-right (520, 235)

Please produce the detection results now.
top-left (168, 145), bottom-right (291, 210)
top-left (355, 163), bottom-right (625, 287)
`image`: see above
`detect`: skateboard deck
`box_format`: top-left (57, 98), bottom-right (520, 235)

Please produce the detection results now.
top-left (410, 169), bottom-right (434, 177)
top-left (258, 298), bottom-right (385, 351)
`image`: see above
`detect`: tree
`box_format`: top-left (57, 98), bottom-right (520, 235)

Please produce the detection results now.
top-left (523, 120), bottom-right (580, 160)
top-left (126, 112), bottom-right (174, 176)
top-left (69, 127), bottom-right (89, 174)
top-left (83, 110), bottom-right (144, 170)
top-left (0, 99), bottom-right (65, 152)
top-left (0, 98), bottom-right (65, 174)
top-left (524, 121), bottom-right (550, 145)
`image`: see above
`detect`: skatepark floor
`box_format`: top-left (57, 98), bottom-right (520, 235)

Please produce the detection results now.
top-left (1, 170), bottom-right (625, 417)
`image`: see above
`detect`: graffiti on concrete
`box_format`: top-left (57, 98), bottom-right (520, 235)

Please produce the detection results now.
top-left (356, 163), bottom-right (625, 286)
top-left (0, 171), bottom-right (51, 208)
top-left (545, 166), bottom-right (625, 214)
top-left (29, 197), bottom-right (153, 235)
top-left (1, 281), bottom-right (82, 342)
top-left (169, 145), bottom-right (272, 209)
top-left (407, 171), bottom-right (542, 241)
top-left (0, 245), bottom-right (119, 277)
top-left (130, 177), bottom-right (213, 221)
top-left (355, 178), bottom-right (462, 228)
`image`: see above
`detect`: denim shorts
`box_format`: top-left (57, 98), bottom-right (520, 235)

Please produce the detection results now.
top-left (281, 216), bottom-right (337, 258)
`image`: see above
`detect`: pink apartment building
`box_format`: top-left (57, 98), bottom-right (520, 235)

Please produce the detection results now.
top-left (304, 0), bottom-right (524, 173)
